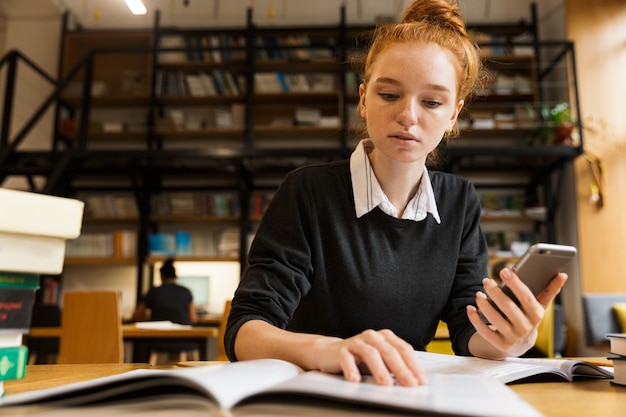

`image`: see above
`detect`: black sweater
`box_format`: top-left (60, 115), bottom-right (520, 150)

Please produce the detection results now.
top-left (225, 160), bottom-right (488, 360)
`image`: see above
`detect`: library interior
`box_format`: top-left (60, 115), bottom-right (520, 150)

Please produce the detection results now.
top-left (0, 0), bottom-right (625, 416)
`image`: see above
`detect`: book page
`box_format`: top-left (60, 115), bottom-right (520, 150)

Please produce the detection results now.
top-left (0, 359), bottom-right (302, 409)
top-left (414, 351), bottom-right (612, 383)
top-left (507, 357), bottom-right (613, 379)
top-left (254, 371), bottom-right (541, 417)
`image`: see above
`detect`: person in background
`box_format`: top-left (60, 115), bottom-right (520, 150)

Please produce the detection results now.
top-left (133, 258), bottom-right (198, 325)
top-left (225, 0), bottom-right (567, 387)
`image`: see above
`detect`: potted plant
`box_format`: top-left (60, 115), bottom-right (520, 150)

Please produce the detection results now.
top-left (543, 102), bottom-right (575, 145)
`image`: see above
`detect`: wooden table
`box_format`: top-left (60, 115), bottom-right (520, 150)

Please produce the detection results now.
top-left (3, 362), bottom-right (624, 416)
top-left (29, 325), bottom-right (219, 339)
top-left (28, 325), bottom-right (219, 361)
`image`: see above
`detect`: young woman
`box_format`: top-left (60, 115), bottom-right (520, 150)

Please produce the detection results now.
top-left (224, 0), bottom-right (567, 387)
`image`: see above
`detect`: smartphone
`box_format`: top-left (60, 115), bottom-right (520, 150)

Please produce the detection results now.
top-left (480, 243), bottom-right (576, 323)
top-left (501, 243), bottom-right (577, 305)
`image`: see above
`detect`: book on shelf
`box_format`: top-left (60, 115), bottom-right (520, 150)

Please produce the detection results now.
top-left (114, 230), bottom-right (137, 258)
top-left (82, 194), bottom-right (138, 219)
top-left (0, 357), bottom-right (542, 417)
top-left (198, 72), bottom-right (218, 96)
top-left (148, 233), bottom-right (176, 257)
top-left (184, 74), bottom-right (210, 97)
top-left (217, 227), bottom-right (240, 257)
top-left (157, 35), bottom-right (187, 63)
top-left (65, 233), bottom-right (115, 258)
top-left (151, 191), bottom-right (239, 217)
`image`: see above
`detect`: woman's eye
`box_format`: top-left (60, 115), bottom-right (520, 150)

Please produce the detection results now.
top-left (424, 100), bottom-right (442, 107)
top-left (379, 93), bottom-right (398, 100)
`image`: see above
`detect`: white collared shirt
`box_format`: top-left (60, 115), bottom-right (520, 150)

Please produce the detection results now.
top-left (350, 139), bottom-right (441, 223)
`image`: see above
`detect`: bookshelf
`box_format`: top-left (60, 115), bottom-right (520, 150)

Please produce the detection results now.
top-left (44, 4), bottom-right (583, 302)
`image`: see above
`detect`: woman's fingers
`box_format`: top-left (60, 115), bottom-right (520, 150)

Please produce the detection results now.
top-left (339, 329), bottom-right (427, 386)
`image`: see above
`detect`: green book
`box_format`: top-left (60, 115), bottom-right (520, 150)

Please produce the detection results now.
top-left (0, 345), bottom-right (28, 381)
top-left (0, 271), bottom-right (40, 289)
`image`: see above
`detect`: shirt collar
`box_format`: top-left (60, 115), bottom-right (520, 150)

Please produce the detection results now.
top-left (350, 139), bottom-right (441, 223)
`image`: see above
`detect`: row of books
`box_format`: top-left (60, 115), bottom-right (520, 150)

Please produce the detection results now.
top-left (148, 228), bottom-right (240, 258)
top-left (151, 191), bottom-right (240, 217)
top-left (158, 33), bottom-right (247, 64)
top-left (156, 104), bottom-right (245, 131)
top-left (154, 70), bottom-right (245, 97)
top-left (0, 188), bottom-right (84, 396)
top-left (484, 231), bottom-right (540, 256)
top-left (249, 191), bottom-right (275, 218)
top-left (254, 72), bottom-right (336, 94)
top-left (80, 189), bottom-right (275, 222)
top-left (81, 194), bottom-right (139, 219)
top-left (157, 33), bottom-right (335, 64)
top-left (480, 192), bottom-right (527, 215)
top-left (255, 35), bottom-right (335, 61)
top-left (65, 230), bottom-right (137, 258)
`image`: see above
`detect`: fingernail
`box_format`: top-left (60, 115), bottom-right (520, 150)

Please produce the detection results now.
top-left (346, 371), bottom-right (360, 382)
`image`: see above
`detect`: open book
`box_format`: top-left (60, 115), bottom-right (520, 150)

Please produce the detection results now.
top-left (414, 351), bottom-right (613, 383)
top-left (1, 358), bottom-right (543, 417)
top-left (1, 351), bottom-right (614, 416)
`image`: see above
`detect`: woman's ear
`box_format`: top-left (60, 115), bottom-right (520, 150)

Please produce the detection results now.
top-left (449, 99), bottom-right (464, 130)
top-left (358, 83), bottom-right (367, 119)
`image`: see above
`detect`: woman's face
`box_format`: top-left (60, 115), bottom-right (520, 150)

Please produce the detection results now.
top-left (359, 41), bottom-right (464, 166)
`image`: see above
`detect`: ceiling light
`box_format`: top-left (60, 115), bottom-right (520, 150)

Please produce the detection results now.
top-left (124, 0), bottom-right (147, 15)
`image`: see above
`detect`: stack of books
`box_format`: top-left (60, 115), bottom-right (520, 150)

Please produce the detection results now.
top-left (0, 188), bottom-right (84, 396)
top-left (608, 333), bottom-right (626, 386)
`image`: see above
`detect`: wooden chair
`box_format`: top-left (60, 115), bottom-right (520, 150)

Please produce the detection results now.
top-left (215, 299), bottom-right (232, 362)
top-left (57, 291), bottom-right (124, 364)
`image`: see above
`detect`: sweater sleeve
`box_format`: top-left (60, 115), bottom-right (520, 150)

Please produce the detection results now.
top-left (443, 180), bottom-right (489, 356)
top-left (224, 168), bottom-right (316, 361)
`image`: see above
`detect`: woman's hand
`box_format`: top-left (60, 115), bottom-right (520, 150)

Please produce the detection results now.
top-left (466, 268), bottom-right (568, 358)
top-left (312, 328), bottom-right (428, 386)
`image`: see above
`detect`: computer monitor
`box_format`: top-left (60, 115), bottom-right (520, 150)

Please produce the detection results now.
top-left (176, 275), bottom-right (210, 311)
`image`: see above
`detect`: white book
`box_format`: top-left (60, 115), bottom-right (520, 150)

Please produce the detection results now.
top-left (254, 73), bottom-right (283, 93)
top-left (185, 74), bottom-right (208, 96)
top-left (0, 232), bottom-right (67, 274)
top-left (0, 333), bottom-right (22, 347)
top-left (0, 188), bottom-right (84, 239)
top-left (0, 358), bottom-right (541, 417)
top-left (198, 72), bottom-right (217, 96)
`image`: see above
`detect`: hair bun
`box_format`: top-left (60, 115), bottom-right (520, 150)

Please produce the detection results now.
top-left (401, 0), bottom-right (467, 37)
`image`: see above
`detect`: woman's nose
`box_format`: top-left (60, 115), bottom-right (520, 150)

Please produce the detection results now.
top-left (396, 99), bottom-right (418, 127)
